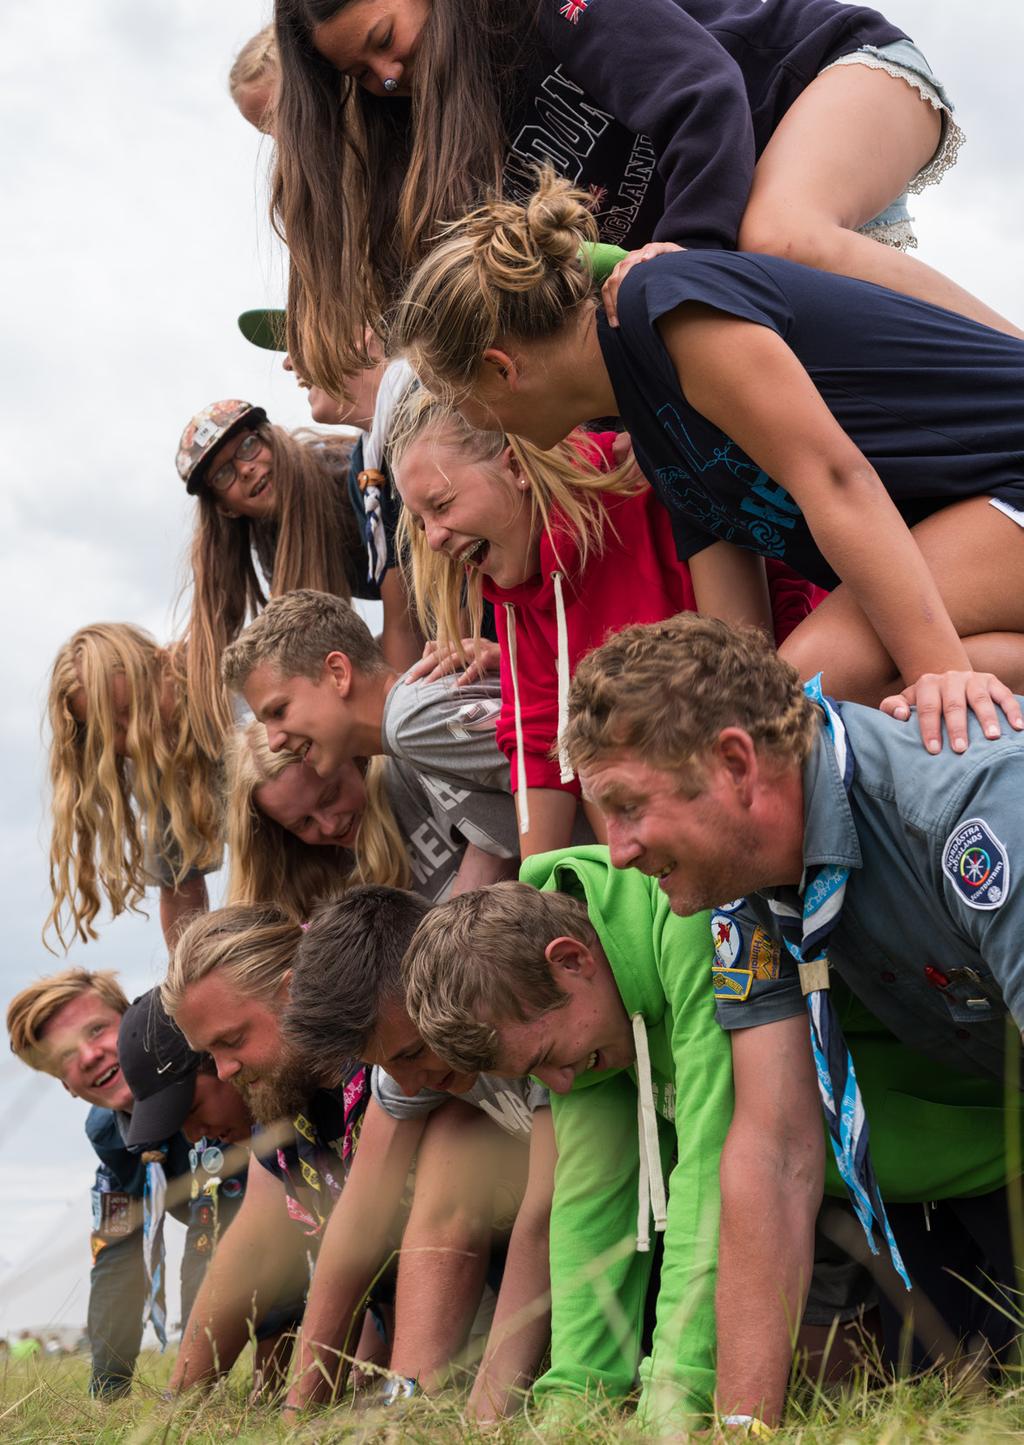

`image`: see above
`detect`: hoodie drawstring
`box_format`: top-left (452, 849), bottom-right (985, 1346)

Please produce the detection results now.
top-left (552, 572), bottom-right (574, 784)
top-left (503, 603), bottom-right (530, 836)
top-left (632, 1013), bottom-right (668, 1251)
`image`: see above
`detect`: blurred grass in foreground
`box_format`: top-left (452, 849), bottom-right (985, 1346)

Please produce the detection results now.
top-left (3, 1350), bottom-right (1024, 1442)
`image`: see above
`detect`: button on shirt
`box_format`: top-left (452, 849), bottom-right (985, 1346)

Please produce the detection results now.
top-left (713, 703), bottom-right (1024, 1082)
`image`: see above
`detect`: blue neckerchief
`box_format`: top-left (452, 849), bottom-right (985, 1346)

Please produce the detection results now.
top-left (141, 1154), bottom-right (168, 1348)
top-left (769, 674), bottom-right (910, 1289)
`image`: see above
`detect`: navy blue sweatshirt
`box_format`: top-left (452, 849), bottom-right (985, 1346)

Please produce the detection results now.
top-left (504, 0), bottom-right (906, 251)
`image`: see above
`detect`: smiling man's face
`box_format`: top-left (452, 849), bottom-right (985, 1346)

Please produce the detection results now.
top-left (38, 992), bottom-right (134, 1111)
top-left (579, 753), bottom-right (756, 917)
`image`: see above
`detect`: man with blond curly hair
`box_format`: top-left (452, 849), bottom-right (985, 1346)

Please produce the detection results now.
top-left (559, 611), bottom-right (1024, 1428)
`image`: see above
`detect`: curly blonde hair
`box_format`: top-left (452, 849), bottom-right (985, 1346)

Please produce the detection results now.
top-left (229, 24), bottom-right (277, 97)
top-left (225, 721), bottom-right (409, 920)
top-left (46, 624), bottom-right (224, 950)
top-left (563, 614), bottom-right (819, 787)
top-left (228, 25), bottom-right (278, 132)
top-left (389, 387), bottom-right (641, 658)
top-left (391, 166), bottom-right (598, 401)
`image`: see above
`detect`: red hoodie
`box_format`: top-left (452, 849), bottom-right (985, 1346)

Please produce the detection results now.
top-left (483, 434), bottom-right (822, 799)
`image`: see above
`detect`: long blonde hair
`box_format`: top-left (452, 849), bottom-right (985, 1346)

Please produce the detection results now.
top-left (391, 166), bottom-right (598, 401)
top-left (389, 388), bottom-right (642, 657)
top-left (181, 422), bottom-right (360, 759)
top-left (225, 721), bottom-right (409, 921)
top-left (46, 624), bottom-right (224, 950)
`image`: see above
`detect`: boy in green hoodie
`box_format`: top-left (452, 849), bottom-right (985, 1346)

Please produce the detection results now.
top-left (404, 850), bottom-right (1024, 1429)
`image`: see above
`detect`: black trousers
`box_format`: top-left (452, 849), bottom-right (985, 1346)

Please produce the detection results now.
top-left (879, 1187), bottom-right (1020, 1374)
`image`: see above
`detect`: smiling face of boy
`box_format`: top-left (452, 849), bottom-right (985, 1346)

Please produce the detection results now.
top-left (243, 658), bottom-right (361, 779)
top-left (38, 992), bottom-right (134, 1111)
top-left (481, 937), bottom-right (635, 1095)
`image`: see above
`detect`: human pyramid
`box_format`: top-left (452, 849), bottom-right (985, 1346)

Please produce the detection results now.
top-left (8, 1), bottom-right (1024, 1432)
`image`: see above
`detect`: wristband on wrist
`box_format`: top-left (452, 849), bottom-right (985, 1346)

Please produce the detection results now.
top-left (720, 1415), bottom-right (775, 1437)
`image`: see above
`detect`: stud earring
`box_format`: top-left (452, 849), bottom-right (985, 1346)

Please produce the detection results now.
top-left (383, 77), bottom-right (398, 92)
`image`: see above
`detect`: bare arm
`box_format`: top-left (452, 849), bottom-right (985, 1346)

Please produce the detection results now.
top-left (687, 541), bottom-right (774, 635)
top-left (284, 1100), bottom-right (425, 1412)
top-left (518, 788), bottom-right (581, 861)
top-left (469, 1107), bottom-right (556, 1422)
top-left (450, 843), bottom-right (520, 896)
top-left (659, 307), bottom-right (1019, 749)
top-left (379, 570), bottom-right (426, 673)
top-left (159, 874), bottom-right (208, 952)
top-left (172, 1155), bottom-right (303, 1393)
top-left (716, 1016), bottom-right (823, 1426)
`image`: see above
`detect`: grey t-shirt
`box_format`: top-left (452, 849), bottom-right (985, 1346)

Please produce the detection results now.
top-left (381, 673), bottom-right (520, 862)
top-left (384, 758), bottom-right (504, 902)
top-left (371, 1066), bottom-right (549, 1142)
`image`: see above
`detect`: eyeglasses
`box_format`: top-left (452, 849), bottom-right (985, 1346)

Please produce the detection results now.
top-left (207, 432), bottom-right (263, 493)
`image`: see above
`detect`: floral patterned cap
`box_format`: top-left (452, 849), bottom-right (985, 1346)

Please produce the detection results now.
top-left (176, 399), bottom-right (268, 494)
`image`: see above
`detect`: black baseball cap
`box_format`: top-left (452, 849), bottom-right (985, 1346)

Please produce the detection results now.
top-left (119, 990), bottom-right (201, 1149)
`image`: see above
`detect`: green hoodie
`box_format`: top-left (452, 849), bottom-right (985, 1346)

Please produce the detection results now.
top-left (525, 847), bottom-right (1021, 1428)
top-left (524, 846), bottom-right (733, 1429)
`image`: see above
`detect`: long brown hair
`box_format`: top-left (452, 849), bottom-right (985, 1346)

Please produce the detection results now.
top-left (270, 0), bottom-right (529, 394)
top-left (181, 420), bottom-right (360, 759)
top-left (46, 625), bottom-right (224, 950)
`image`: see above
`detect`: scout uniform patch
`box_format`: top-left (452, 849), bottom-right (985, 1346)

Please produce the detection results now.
top-left (942, 817), bottom-right (1009, 910)
top-left (711, 912), bottom-right (751, 1000)
top-left (712, 919), bottom-right (781, 1001)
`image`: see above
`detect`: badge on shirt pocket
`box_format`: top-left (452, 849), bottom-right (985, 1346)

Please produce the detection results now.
top-left (942, 817), bottom-right (1009, 910)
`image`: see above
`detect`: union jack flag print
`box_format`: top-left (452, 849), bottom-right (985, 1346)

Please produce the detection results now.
top-left (559, 0), bottom-right (588, 23)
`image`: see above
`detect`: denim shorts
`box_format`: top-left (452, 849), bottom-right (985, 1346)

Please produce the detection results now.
top-left (821, 38), bottom-right (965, 250)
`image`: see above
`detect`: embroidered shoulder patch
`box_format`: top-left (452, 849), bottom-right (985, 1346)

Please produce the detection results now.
top-left (750, 927), bottom-right (781, 980)
top-left (712, 912), bottom-right (751, 1001)
top-left (559, 0), bottom-right (588, 22)
top-left (942, 817), bottom-right (1009, 910)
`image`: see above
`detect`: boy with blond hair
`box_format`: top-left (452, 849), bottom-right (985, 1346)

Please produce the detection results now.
top-left (221, 588), bottom-right (524, 899)
top-left (6, 969), bottom-right (240, 1397)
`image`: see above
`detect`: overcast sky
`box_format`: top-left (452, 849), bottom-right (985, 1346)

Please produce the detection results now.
top-left (1, 0), bottom-right (1023, 1336)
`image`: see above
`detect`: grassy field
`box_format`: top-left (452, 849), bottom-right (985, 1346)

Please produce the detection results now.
top-left (3, 1350), bottom-right (1024, 1443)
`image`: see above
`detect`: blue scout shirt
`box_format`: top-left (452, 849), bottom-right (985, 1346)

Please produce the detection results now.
top-left (600, 251), bottom-right (1024, 587)
top-left (712, 702), bottom-right (1024, 1082)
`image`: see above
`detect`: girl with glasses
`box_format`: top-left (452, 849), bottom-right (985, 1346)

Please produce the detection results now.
top-left (175, 399), bottom-right (421, 763)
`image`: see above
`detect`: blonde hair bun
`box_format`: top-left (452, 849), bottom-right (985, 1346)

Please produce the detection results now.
top-left (523, 169), bottom-right (595, 267)
top-left (394, 165), bottom-right (599, 394)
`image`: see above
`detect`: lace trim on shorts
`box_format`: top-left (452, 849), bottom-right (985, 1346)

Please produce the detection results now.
top-left (823, 51), bottom-right (966, 194)
top-left (859, 217), bottom-right (918, 251)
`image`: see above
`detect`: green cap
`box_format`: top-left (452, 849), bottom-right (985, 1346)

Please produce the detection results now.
top-left (579, 241), bottom-right (627, 285)
top-left (238, 309), bottom-right (287, 352)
